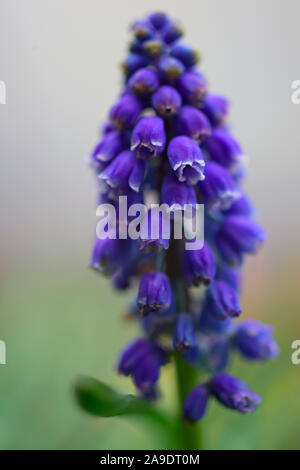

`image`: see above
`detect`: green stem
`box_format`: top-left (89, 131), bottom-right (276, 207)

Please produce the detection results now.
top-left (174, 354), bottom-right (203, 450)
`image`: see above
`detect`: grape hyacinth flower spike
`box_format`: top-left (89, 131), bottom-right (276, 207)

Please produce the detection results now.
top-left (77, 11), bottom-right (278, 451)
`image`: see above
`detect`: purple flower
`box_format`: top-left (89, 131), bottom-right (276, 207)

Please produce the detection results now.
top-left (203, 129), bottom-right (245, 170)
top-left (216, 264), bottom-right (242, 292)
top-left (137, 272), bottom-right (172, 315)
top-left (128, 67), bottom-right (159, 95)
top-left (210, 373), bottom-right (261, 413)
top-left (205, 280), bottom-right (242, 320)
top-left (167, 136), bottom-right (205, 184)
top-left (152, 86), bottom-right (182, 117)
top-left (148, 12), bottom-right (168, 30)
top-left (183, 241), bottom-right (216, 286)
top-left (170, 44), bottom-right (200, 67)
top-left (183, 385), bottom-right (209, 422)
top-left (206, 339), bottom-right (230, 373)
top-left (142, 39), bottom-right (165, 58)
top-left (201, 93), bottom-right (229, 127)
top-left (198, 161), bottom-right (240, 209)
top-left (90, 131), bottom-right (126, 164)
top-left (199, 306), bottom-right (233, 335)
top-left (223, 192), bottom-right (254, 217)
top-left (118, 337), bottom-right (168, 398)
top-left (161, 20), bottom-right (184, 44)
top-left (122, 53), bottom-right (149, 77)
top-left (90, 237), bottom-right (129, 274)
top-left (234, 320), bottom-right (279, 360)
top-left (173, 313), bottom-right (196, 353)
top-left (131, 20), bottom-right (153, 41)
top-left (99, 150), bottom-right (146, 192)
top-left (131, 116), bottom-right (166, 158)
top-left (109, 94), bottom-right (142, 131)
top-left (139, 207), bottom-right (170, 252)
top-left (216, 215), bottom-right (266, 265)
top-left (157, 56), bottom-right (185, 83)
top-left (161, 174), bottom-right (196, 212)
top-left (177, 72), bottom-right (207, 105)
top-left (175, 105), bottom-right (211, 143)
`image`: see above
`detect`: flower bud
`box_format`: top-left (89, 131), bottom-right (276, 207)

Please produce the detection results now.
top-left (122, 53), bottom-right (149, 77)
top-left (170, 44), bottom-right (200, 67)
top-left (173, 313), bottom-right (196, 354)
top-left (203, 129), bottom-right (245, 170)
top-left (152, 86), bottom-right (182, 117)
top-left (109, 95), bottom-right (142, 131)
top-left (234, 320), bottom-right (279, 360)
top-left (216, 215), bottom-right (266, 265)
top-left (157, 56), bottom-right (185, 83)
top-left (161, 174), bottom-right (196, 211)
top-left (139, 207), bottom-right (170, 252)
top-left (205, 280), bottom-right (242, 320)
top-left (210, 373), bottom-right (261, 413)
top-left (91, 131), bottom-right (126, 164)
top-left (137, 272), bottom-right (172, 315)
top-left (142, 39), bottom-right (165, 58)
top-left (198, 161), bottom-right (240, 209)
top-left (129, 67), bottom-right (159, 95)
top-left (177, 72), bottom-right (207, 105)
top-left (167, 136), bottom-right (205, 185)
top-left (161, 20), bottom-right (184, 44)
top-left (131, 20), bottom-right (153, 41)
top-left (148, 12), bottom-right (168, 30)
top-left (183, 385), bottom-right (209, 422)
top-left (175, 105), bottom-right (211, 143)
top-left (201, 93), bottom-right (229, 127)
top-left (183, 242), bottom-right (216, 286)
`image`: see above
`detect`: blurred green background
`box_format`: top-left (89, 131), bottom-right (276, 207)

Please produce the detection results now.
top-left (1, 0), bottom-right (300, 450)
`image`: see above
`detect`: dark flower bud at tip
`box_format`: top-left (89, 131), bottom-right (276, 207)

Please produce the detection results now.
top-left (170, 44), bottom-right (201, 68)
top-left (148, 12), bottom-right (168, 30)
top-left (210, 373), bottom-right (261, 413)
top-left (161, 20), bottom-right (184, 44)
top-left (183, 385), bottom-right (209, 423)
top-left (128, 67), bottom-right (159, 95)
top-left (131, 20), bottom-right (153, 40)
top-left (152, 86), bottom-right (182, 117)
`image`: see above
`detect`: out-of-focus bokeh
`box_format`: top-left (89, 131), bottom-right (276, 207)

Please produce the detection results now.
top-left (0, 0), bottom-right (299, 449)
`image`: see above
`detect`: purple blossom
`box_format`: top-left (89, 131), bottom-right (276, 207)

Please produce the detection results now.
top-left (210, 373), bottom-right (261, 413)
top-left (131, 116), bottom-right (166, 158)
top-left (167, 136), bottom-right (205, 184)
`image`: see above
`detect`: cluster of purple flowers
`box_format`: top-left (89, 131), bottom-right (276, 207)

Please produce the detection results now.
top-left (89, 12), bottom-right (278, 422)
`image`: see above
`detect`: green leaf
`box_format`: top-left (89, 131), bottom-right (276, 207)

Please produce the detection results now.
top-left (74, 375), bottom-right (170, 421)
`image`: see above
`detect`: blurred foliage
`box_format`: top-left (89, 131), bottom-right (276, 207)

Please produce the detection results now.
top-left (0, 265), bottom-right (299, 449)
